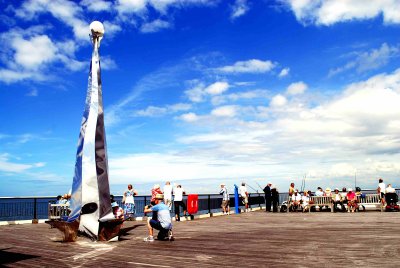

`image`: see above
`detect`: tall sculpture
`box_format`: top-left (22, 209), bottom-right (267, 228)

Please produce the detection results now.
top-left (49, 21), bottom-right (121, 241)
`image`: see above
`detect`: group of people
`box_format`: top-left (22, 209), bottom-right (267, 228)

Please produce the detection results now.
top-left (286, 179), bottom-right (397, 213)
top-left (56, 193), bottom-right (71, 206)
top-left (108, 182), bottom-right (178, 242)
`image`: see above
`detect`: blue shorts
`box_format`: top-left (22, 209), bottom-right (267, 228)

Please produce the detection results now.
top-left (150, 219), bottom-right (168, 231)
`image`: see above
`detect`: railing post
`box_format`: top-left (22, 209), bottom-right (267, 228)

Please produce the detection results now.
top-left (248, 193), bottom-right (251, 209)
top-left (208, 194), bottom-right (211, 216)
top-left (258, 193), bottom-right (261, 208)
top-left (32, 198), bottom-right (38, 224)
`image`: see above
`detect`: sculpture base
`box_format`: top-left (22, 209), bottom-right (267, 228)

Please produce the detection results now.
top-left (98, 219), bottom-right (124, 241)
top-left (46, 220), bottom-right (79, 242)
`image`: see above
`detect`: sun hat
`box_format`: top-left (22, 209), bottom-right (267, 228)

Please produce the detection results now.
top-left (111, 202), bottom-right (119, 207)
top-left (153, 184), bottom-right (160, 189)
top-left (220, 183), bottom-right (226, 186)
top-left (334, 188), bottom-right (339, 191)
top-left (348, 188), bottom-right (353, 192)
top-left (325, 187), bottom-right (331, 192)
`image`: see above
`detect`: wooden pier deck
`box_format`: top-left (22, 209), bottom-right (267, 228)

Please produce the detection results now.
top-left (1, 211), bottom-right (399, 267)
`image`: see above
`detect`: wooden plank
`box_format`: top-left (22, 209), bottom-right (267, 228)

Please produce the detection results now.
top-left (0, 212), bottom-right (399, 267)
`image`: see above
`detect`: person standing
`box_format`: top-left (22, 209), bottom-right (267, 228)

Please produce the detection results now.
top-left (271, 185), bottom-right (279, 212)
top-left (220, 183), bottom-right (230, 215)
top-left (163, 181), bottom-right (173, 210)
top-left (288, 183), bottom-right (295, 197)
top-left (263, 182), bottom-right (272, 212)
top-left (122, 184), bottom-right (138, 220)
top-left (173, 184), bottom-right (187, 221)
top-left (378, 178), bottom-right (386, 206)
top-left (239, 182), bottom-right (249, 212)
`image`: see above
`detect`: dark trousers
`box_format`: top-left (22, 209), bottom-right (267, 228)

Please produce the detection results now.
top-left (265, 197), bottom-right (272, 212)
top-left (333, 201), bottom-right (344, 212)
top-left (272, 200), bottom-right (279, 212)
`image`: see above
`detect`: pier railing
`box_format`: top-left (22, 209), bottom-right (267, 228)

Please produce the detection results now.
top-left (0, 193), bottom-right (265, 222)
top-left (1, 189), bottom-right (398, 223)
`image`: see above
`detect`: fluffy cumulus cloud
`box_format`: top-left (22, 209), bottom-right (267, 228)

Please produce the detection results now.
top-left (283, 0), bottom-right (400, 25)
top-left (230, 0), bottom-right (250, 20)
top-left (216, 59), bottom-right (276, 74)
top-left (15, 0), bottom-right (88, 40)
top-left (279, 67), bottom-right (290, 78)
top-left (165, 68), bottom-right (400, 188)
top-left (286, 81), bottom-right (307, 95)
top-left (270, 94), bottom-right (287, 107)
top-left (0, 27), bottom-right (86, 83)
top-left (185, 81), bottom-right (230, 102)
top-left (328, 43), bottom-right (400, 77)
top-left (211, 105), bottom-right (237, 117)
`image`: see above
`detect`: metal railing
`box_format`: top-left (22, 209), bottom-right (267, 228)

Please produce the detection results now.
top-left (0, 193), bottom-right (266, 222)
top-left (1, 189), bottom-right (398, 222)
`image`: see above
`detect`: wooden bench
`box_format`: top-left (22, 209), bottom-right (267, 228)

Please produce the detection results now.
top-left (308, 196), bottom-right (333, 213)
top-left (48, 203), bottom-right (70, 220)
top-left (357, 193), bottom-right (383, 212)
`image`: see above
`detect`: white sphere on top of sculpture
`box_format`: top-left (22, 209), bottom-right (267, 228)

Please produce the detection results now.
top-left (90, 21), bottom-right (104, 37)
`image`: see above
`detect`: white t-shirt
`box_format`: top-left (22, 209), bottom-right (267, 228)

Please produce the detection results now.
top-left (315, 190), bottom-right (324, 197)
top-left (301, 195), bottom-right (309, 205)
top-left (164, 185), bottom-right (173, 200)
top-left (174, 187), bottom-right (185, 201)
top-left (239, 186), bottom-right (247, 197)
top-left (378, 182), bottom-right (386, 194)
top-left (292, 194), bottom-right (302, 201)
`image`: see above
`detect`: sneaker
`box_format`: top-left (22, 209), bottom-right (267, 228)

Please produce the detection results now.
top-left (168, 230), bottom-right (174, 241)
top-left (143, 236), bottom-right (154, 242)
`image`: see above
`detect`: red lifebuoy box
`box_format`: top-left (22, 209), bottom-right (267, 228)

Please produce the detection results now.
top-left (187, 194), bottom-right (198, 215)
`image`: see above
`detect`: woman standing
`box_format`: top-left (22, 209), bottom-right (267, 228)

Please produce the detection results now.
top-left (123, 184), bottom-right (138, 220)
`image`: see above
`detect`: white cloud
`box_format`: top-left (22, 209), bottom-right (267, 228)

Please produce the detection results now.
top-left (204, 81), bottom-right (229, 95)
top-left (134, 103), bottom-right (192, 117)
top-left (270, 94), bottom-right (287, 107)
top-left (283, 0), bottom-right (400, 25)
top-left (103, 69), bottom-right (400, 191)
top-left (140, 19), bottom-right (171, 33)
top-left (80, 0), bottom-right (112, 12)
top-left (180, 112), bottom-right (199, 122)
top-left (15, 0), bottom-right (89, 40)
top-left (278, 67), bottom-right (290, 78)
top-left (185, 81), bottom-right (230, 103)
top-left (328, 43), bottom-right (400, 77)
top-left (286, 81), bottom-right (307, 95)
top-left (216, 59), bottom-right (276, 73)
top-left (12, 35), bottom-right (57, 70)
top-left (0, 29), bottom-right (86, 83)
top-left (211, 105), bottom-right (237, 117)
top-left (0, 154), bottom-right (45, 173)
top-left (101, 56), bottom-right (118, 70)
top-left (231, 0), bottom-right (250, 20)
top-left (211, 89), bottom-right (270, 105)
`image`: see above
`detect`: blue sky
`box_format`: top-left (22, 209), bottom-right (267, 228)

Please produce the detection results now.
top-left (1, 0), bottom-right (400, 196)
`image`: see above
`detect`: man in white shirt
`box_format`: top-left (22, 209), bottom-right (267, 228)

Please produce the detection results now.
top-left (239, 182), bottom-right (249, 212)
top-left (173, 185), bottom-right (187, 221)
top-left (315, 187), bottom-right (324, 197)
top-left (163, 181), bottom-right (173, 210)
top-left (290, 190), bottom-right (302, 211)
